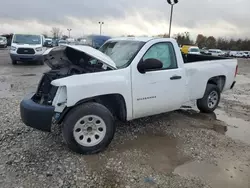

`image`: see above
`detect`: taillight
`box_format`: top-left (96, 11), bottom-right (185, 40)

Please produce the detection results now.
top-left (235, 65), bottom-right (238, 77)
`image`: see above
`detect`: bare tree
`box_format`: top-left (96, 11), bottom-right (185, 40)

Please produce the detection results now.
top-left (51, 27), bottom-right (62, 39)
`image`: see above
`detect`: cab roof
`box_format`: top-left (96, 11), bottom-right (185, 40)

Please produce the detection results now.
top-left (108, 37), bottom-right (158, 42)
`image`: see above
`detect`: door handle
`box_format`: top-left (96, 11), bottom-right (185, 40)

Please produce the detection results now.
top-left (170, 75), bottom-right (182, 80)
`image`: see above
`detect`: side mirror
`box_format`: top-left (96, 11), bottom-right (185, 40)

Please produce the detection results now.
top-left (137, 58), bottom-right (163, 74)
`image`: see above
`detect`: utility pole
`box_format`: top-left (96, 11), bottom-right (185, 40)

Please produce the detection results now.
top-left (98, 22), bottom-right (104, 35)
top-left (67, 28), bottom-right (72, 38)
top-left (166, 0), bottom-right (179, 38)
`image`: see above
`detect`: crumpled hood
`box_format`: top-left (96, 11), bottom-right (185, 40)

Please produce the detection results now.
top-left (43, 45), bottom-right (117, 69)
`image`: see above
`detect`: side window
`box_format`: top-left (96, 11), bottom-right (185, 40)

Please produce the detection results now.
top-left (142, 42), bottom-right (177, 69)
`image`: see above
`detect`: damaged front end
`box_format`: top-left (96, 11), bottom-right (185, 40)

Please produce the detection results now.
top-left (20, 45), bottom-right (116, 132)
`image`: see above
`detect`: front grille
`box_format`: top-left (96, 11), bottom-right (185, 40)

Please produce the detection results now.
top-left (17, 48), bottom-right (35, 54)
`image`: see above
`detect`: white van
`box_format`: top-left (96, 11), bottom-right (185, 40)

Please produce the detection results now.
top-left (208, 49), bottom-right (223, 56)
top-left (10, 34), bottom-right (46, 65)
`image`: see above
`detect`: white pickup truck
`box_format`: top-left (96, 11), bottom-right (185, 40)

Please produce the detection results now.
top-left (20, 37), bottom-right (238, 154)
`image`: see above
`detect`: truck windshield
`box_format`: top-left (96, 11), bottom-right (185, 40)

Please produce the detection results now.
top-left (13, 34), bottom-right (41, 45)
top-left (99, 40), bottom-right (145, 68)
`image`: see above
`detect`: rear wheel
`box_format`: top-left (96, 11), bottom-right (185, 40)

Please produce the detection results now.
top-left (62, 102), bottom-right (115, 154)
top-left (197, 84), bottom-right (221, 113)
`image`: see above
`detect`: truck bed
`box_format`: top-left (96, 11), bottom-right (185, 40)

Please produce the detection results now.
top-left (183, 58), bottom-right (237, 102)
top-left (182, 53), bottom-right (230, 64)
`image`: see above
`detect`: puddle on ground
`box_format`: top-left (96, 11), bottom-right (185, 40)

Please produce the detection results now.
top-left (174, 159), bottom-right (250, 188)
top-left (215, 109), bottom-right (250, 145)
top-left (117, 134), bottom-right (190, 173)
top-left (84, 133), bottom-right (190, 177)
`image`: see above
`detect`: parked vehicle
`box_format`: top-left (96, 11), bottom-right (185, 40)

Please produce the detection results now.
top-left (58, 40), bottom-right (67, 46)
top-left (235, 52), bottom-right (244, 58)
top-left (208, 49), bottom-right (223, 56)
top-left (243, 52), bottom-right (250, 58)
top-left (10, 34), bottom-right (46, 65)
top-left (200, 48), bottom-right (211, 55)
top-left (44, 38), bottom-right (53, 47)
top-left (85, 35), bottom-right (111, 49)
top-left (187, 46), bottom-right (200, 55)
top-left (20, 37), bottom-right (238, 154)
top-left (229, 51), bottom-right (238, 57)
top-left (181, 45), bottom-right (198, 54)
top-left (0, 36), bottom-right (7, 48)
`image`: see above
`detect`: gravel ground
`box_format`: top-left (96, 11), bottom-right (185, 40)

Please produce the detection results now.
top-left (0, 49), bottom-right (250, 188)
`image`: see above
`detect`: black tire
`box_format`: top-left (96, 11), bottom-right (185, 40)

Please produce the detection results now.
top-left (197, 84), bottom-right (221, 113)
top-left (12, 60), bottom-right (17, 65)
top-left (62, 102), bottom-right (115, 154)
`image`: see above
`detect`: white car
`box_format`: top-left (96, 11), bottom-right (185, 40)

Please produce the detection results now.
top-left (10, 34), bottom-right (46, 65)
top-left (20, 37), bottom-right (238, 154)
top-left (243, 52), bottom-right (250, 58)
top-left (208, 49), bottom-right (223, 56)
top-left (58, 40), bottom-right (67, 46)
top-left (188, 47), bottom-right (201, 55)
top-left (235, 52), bottom-right (249, 58)
top-left (0, 36), bottom-right (7, 48)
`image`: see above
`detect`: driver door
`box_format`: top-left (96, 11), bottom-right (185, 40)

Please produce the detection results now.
top-left (132, 42), bottom-right (186, 119)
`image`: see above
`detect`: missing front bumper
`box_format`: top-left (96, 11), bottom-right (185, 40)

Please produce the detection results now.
top-left (20, 93), bottom-right (55, 132)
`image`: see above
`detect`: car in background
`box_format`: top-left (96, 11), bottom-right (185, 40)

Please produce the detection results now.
top-left (0, 36), bottom-right (7, 48)
top-left (188, 46), bottom-right (201, 55)
top-left (85, 35), bottom-right (111, 49)
top-left (208, 49), bottom-right (223, 56)
top-left (243, 52), bottom-right (250, 58)
top-left (44, 38), bottom-right (53, 47)
top-left (9, 33), bottom-right (46, 65)
top-left (235, 52), bottom-right (249, 58)
top-left (181, 45), bottom-right (201, 55)
top-left (58, 40), bottom-right (67, 46)
top-left (229, 51), bottom-right (237, 57)
top-left (200, 48), bottom-right (212, 55)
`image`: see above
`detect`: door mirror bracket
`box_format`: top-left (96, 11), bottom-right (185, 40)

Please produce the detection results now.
top-left (137, 58), bottom-right (163, 74)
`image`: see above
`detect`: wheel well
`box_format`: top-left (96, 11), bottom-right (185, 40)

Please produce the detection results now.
top-left (207, 76), bottom-right (226, 92)
top-left (57, 94), bottom-right (127, 124)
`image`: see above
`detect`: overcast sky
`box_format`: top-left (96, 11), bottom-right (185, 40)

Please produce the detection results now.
top-left (0, 0), bottom-right (249, 39)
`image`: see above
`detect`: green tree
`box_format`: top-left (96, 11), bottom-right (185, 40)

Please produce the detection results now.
top-left (174, 32), bottom-right (193, 46)
top-left (196, 34), bottom-right (207, 48)
top-left (205, 36), bottom-right (216, 49)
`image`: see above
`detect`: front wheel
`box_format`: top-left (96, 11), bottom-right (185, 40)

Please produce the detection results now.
top-left (62, 102), bottom-right (115, 154)
top-left (197, 84), bottom-right (221, 113)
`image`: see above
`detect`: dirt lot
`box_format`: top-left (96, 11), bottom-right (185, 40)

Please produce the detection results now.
top-left (0, 48), bottom-right (250, 188)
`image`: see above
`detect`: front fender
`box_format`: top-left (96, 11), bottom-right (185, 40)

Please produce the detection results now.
top-left (51, 69), bottom-right (133, 119)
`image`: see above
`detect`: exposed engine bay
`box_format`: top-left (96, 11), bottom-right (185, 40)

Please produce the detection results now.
top-left (33, 45), bottom-right (113, 105)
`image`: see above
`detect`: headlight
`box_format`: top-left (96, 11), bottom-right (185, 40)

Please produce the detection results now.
top-left (35, 47), bottom-right (43, 52)
top-left (10, 46), bottom-right (16, 51)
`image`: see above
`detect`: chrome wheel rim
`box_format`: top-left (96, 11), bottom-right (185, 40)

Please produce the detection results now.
top-left (73, 115), bottom-right (106, 147)
top-left (207, 91), bottom-right (219, 109)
